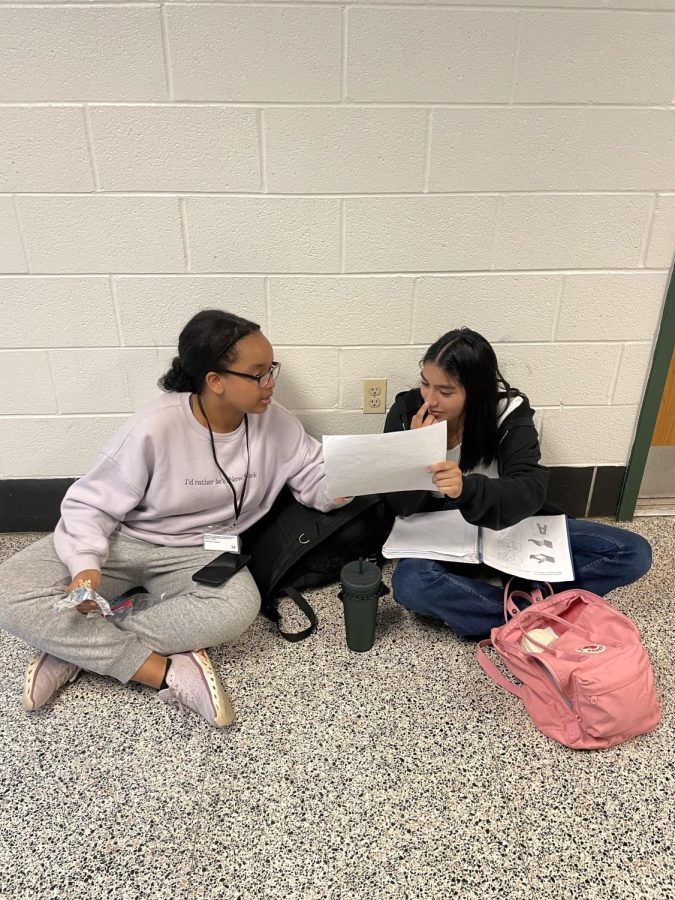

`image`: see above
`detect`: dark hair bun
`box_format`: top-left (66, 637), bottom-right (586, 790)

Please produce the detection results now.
top-left (158, 356), bottom-right (195, 393)
top-left (159, 309), bottom-right (260, 394)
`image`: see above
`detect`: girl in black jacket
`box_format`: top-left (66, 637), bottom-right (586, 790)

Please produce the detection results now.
top-left (385, 328), bottom-right (651, 638)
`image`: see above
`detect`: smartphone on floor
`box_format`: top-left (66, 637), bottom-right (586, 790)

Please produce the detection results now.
top-left (192, 552), bottom-right (252, 586)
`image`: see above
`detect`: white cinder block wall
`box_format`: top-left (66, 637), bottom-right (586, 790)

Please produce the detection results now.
top-left (0, 1), bottom-right (674, 479)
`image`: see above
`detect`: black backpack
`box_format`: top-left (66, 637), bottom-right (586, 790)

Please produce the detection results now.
top-left (240, 488), bottom-right (391, 642)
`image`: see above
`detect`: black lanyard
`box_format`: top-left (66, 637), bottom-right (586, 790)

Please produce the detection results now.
top-left (196, 395), bottom-right (250, 524)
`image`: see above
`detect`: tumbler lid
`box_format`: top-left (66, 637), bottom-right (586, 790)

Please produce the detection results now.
top-left (340, 558), bottom-right (381, 593)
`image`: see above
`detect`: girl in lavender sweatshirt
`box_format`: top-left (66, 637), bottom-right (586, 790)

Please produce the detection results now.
top-left (0, 310), bottom-right (343, 727)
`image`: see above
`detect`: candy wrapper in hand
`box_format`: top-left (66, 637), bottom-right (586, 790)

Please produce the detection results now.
top-left (53, 584), bottom-right (114, 618)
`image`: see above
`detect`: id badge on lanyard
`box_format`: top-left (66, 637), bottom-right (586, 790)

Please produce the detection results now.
top-left (203, 533), bottom-right (241, 552)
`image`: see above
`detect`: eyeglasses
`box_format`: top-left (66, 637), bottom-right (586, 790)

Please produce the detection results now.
top-left (218, 361), bottom-right (281, 389)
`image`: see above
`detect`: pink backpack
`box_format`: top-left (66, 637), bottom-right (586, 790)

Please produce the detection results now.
top-left (476, 582), bottom-right (660, 749)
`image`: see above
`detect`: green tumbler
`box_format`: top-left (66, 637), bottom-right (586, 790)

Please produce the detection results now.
top-left (340, 558), bottom-right (382, 652)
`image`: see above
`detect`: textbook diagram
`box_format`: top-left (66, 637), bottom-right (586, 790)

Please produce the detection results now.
top-left (482, 517), bottom-right (574, 581)
top-left (492, 537), bottom-right (522, 564)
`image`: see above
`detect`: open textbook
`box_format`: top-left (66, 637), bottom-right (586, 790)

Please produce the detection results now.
top-left (383, 511), bottom-right (574, 582)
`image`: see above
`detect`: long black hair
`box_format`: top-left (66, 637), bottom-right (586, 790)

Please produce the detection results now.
top-left (158, 309), bottom-right (260, 393)
top-left (422, 328), bottom-right (513, 472)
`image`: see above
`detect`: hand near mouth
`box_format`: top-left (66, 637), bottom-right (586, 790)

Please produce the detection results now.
top-left (411, 401), bottom-right (438, 429)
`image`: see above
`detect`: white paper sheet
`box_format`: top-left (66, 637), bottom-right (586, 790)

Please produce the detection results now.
top-left (322, 421), bottom-right (447, 497)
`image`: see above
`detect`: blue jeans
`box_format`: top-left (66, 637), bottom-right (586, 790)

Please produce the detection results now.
top-left (391, 519), bottom-right (652, 639)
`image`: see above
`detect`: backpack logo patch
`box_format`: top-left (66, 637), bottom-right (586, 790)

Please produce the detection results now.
top-left (576, 644), bottom-right (607, 654)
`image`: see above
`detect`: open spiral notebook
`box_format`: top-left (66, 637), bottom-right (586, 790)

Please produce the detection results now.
top-left (383, 511), bottom-right (574, 582)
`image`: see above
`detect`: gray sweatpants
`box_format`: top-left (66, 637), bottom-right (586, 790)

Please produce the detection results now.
top-left (0, 532), bottom-right (261, 683)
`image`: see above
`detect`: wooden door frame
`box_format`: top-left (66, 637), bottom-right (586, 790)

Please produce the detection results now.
top-left (618, 265), bottom-right (675, 520)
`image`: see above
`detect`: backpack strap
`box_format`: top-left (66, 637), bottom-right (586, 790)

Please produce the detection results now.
top-left (504, 590), bottom-right (533, 620)
top-left (530, 582), bottom-right (554, 604)
top-left (503, 579), bottom-right (555, 620)
top-left (475, 640), bottom-right (525, 699)
top-left (272, 581), bottom-right (389, 643)
top-left (273, 585), bottom-right (318, 643)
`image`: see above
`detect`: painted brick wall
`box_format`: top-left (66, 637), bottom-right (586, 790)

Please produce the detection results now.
top-left (0, 1), bottom-right (674, 479)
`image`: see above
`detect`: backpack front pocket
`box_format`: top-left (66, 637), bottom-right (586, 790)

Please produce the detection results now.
top-left (572, 654), bottom-right (655, 740)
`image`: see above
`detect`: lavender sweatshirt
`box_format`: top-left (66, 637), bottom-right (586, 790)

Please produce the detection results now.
top-left (54, 392), bottom-right (337, 577)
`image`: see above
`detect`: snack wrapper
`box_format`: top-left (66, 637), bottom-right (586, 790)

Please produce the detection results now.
top-left (53, 583), bottom-right (114, 618)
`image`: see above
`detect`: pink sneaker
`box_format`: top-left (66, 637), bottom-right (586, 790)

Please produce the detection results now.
top-left (23, 653), bottom-right (81, 712)
top-left (157, 650), bottom-right (235, 727)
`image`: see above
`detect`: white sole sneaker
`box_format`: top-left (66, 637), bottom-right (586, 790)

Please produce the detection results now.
top-left (191, 650), bottom-right (235, 727)
top-left (23, 653), bottom-right (81, 712)
top-left (158, 650), bottom-right (235, 727)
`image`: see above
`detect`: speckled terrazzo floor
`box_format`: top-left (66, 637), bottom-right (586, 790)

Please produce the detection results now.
top-left (0, 518), bottom-right (673, 900)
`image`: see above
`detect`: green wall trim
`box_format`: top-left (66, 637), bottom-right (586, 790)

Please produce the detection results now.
top-left (618, 266), bottom-right (675, 521)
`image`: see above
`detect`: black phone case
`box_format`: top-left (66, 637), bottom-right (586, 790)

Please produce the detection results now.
top-left (192, 553), bottom-right (252, 586)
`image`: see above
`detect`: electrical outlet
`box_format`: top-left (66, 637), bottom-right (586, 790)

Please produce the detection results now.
top-left (363, 378), bottom-right (387, 414)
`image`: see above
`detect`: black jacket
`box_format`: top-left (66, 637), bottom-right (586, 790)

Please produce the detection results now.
top-left (384, 387), bottom-right (557, 530)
